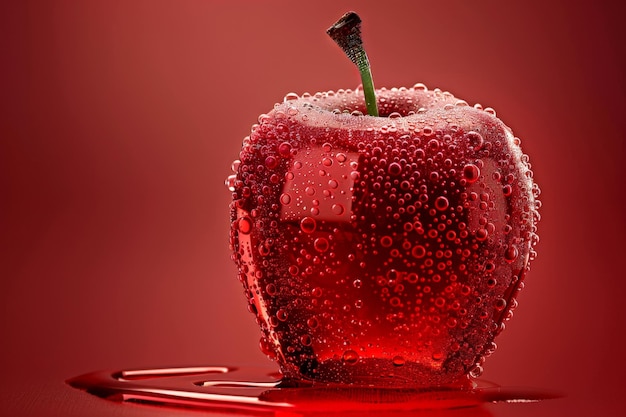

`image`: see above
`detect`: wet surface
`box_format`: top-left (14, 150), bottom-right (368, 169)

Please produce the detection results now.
top-left (68, 365), bottom-right (561, 414)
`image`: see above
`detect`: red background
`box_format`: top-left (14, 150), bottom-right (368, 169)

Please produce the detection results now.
top-left (1, 1), bottom-right (625, 416)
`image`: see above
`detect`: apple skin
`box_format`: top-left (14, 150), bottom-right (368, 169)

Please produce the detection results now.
top-left (228, 85), bottom-right (540, 387)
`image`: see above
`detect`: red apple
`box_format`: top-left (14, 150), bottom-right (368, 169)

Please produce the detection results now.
top-left (227, 84), bottom-right (540, 387)
top-left (228, 11), bottom-right (540, 388)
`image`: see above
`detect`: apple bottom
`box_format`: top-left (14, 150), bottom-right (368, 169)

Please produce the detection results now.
top-left (274, 317), bottom-right (477, 389)
top-left (264, 286), bottom-right (487, 388)
top-left (279, 358), bottom-right (473, 389)
top-left (238, 215), bottom-right (500, 388)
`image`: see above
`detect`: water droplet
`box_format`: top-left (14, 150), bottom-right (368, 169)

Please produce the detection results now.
top-left (238, 217), bottom-right (252, 234)
top-left (411, 245), bottom-right (426, 258)
top-left (276, 309), bottom-right (292, 324)
top-left (280, 193), bottom-right (291, 206)
top-left (283, 92), bottom-right (299, 101)
top-left (258, 113), bottom-right (270, 124)
top-left (494, 298), bottom-right (507, 311)
top-left (392, 355), bottom-right (405, 366)
top-left (300, 217), bottom-right (317, 233)
top-left (265, 283), bottom-right (277, 296)
top-left (259, 337), bottom-right (276, 358)
top-left (388, 162), bottom-right (402, 176)
top-left (469, 365), bottom-right (484, 378)
top-left (258, 243), bottom-right (270, 256)
top-left (463, 164), bottom-right (480, 184)
top-left (331, 204), bottom-right (345, 215)
top-left (265, 156), bottom-right (278, 169)
top-left (300, 334), bottom-right (312, 346)
top-left (314, 237), bottom-right (329, 252)
top-left (466, 131), bottom-right (484, 150)
top-left (505, 246), bottom-right (519, 262)
top-left (225, 174), bottom-right (236, 191)
top-left (342, 350), bottom-right (359, 364)
top-left (446, 318), bottom-right (458, 328)
top-left (278, 142), bottom-right (292, 157)
top-left (434, 196), bottom-right (449, 211)
top-left (475, 228), bottom-right (488, 241)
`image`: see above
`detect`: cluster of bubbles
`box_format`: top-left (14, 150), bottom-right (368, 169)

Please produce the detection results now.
top-left (228, 85), bottom-right (540, 387)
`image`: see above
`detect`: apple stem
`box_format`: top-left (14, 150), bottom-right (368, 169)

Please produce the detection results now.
top-left (327, 11), bottom-right (379, 117)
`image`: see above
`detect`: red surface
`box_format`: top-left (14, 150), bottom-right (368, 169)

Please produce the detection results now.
top-left (1, 1), bottom-right (624, 416)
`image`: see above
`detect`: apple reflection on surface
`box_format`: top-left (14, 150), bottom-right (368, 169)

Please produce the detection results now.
top-left (271, 405), bottom-right (495, 417)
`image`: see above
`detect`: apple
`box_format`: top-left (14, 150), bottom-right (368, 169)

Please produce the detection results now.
top-left (227, 12), bottom-right (540, 388)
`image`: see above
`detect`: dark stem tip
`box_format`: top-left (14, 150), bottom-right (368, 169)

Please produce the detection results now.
top-left (326, 11), bottom-right (363, 65)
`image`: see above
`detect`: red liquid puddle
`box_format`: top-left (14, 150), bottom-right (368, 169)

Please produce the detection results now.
top-left (67, 365), bottom-right (561, 416)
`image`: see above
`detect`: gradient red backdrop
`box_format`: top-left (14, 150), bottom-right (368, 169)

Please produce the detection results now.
top-left (1, 1), bottom-right (625, 416)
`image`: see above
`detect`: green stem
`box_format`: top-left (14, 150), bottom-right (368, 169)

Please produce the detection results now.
top-left (327, 11), bottom-right (379, 117)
